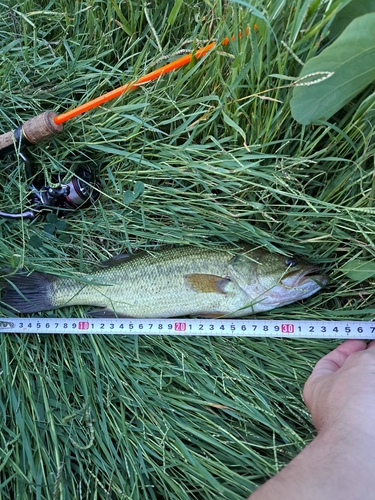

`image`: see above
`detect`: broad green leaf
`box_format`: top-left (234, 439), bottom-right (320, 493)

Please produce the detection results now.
top-left (55, 219), bottom-right (67, 231)
top-left (28, 235), bottom-right (44, 249)
top-left (43, 223), bottom-right (56, 235)
top-left (341, 258), bottom-right (375, 281)
top-left (133, 181), bottom-right (144, 199)
top-left (290, 13), bottom-right (375, 125)
top-left (329, 0), bottom-right (375, 39)
top-left (46, 212), bottom-right (58, 224)
top-left (123, 190), bottom-right (135, 205)
top-left (58, 234), bottom-right (71, 243)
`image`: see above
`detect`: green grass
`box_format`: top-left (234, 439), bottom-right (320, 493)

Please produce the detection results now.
top-left (0, 0), bottom-right (374, 498)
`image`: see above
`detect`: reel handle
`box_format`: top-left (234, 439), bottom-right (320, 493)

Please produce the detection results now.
top-left (0, 111), bottom-right (63, 158)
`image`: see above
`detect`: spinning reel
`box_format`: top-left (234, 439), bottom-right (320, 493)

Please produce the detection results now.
top-left (0, 111), bottom-right (99, 220)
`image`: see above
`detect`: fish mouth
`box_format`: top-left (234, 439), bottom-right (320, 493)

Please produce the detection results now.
top-left (285, 266), bottom-right (328, 288)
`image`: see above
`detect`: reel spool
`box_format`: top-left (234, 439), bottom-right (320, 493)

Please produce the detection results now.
top-left (0, 111), bottom-right (99, 219)
top-left (0, 161), bottom-right (99, 220)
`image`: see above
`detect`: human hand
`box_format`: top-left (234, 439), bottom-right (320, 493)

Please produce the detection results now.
top-left (303, 339), bottom-right (375, 435)
top-left (249, 340), bottom-right (375, 500)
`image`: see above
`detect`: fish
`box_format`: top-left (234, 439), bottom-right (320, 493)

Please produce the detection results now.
top-left (0, 245), bottom-right (328, 317)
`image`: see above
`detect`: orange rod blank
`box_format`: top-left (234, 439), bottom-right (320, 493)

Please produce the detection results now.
top-left (54, 28), bottom-right (251, 126)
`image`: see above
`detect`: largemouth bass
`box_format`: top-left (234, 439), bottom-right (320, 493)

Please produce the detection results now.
top-left (0, 245), bottom-right (327, 317)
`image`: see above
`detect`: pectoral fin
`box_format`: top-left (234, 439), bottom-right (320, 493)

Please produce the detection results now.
top-left (184, 274), bottom-right (230, 294)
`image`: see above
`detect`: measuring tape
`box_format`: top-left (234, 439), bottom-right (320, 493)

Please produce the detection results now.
top-left (0, 317), bottom-right (374, 338)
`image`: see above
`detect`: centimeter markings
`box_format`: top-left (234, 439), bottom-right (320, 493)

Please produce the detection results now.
top-left (0, 317), bottom-right (374, 338)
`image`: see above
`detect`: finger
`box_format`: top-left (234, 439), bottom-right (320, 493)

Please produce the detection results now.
top-left (367, 340), bottom-right (375, 349)
top-left (309, 339), bottom-right (367, 379)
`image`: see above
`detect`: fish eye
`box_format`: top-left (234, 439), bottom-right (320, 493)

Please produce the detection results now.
top-left (285, 257), bottom-right (298, 267)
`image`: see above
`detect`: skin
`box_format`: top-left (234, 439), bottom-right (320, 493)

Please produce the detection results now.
top-left (2, 246), bottom-right (326, 316)
top-left (248, 339), bottom-right (375, 500)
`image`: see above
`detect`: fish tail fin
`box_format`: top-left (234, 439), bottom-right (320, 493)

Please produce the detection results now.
top-left (0, 271), bottom-right (58, 314)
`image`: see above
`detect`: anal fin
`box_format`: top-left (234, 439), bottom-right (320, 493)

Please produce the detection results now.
top-left (196, 311), bottom-right (226, 318)
top-left (88, 307), bottom-right (125, 318)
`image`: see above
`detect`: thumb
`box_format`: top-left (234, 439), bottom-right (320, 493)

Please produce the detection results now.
top-left (303, 340), bottom-right (367, 425)
top-left (308, 339), bottom-right (367, 381)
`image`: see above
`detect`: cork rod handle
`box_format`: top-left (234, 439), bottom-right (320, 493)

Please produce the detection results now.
top-left (0, 111), bottom-right (64, 157)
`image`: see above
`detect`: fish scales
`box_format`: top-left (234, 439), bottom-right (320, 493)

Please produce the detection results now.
top-left (0, 245), bottom-right (328, 317)
top-left (53, 246), bottom-right (237, 317)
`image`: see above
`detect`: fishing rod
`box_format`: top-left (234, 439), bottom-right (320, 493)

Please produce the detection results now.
top-left (0, 42), bottom-right (216, 155)
top-left (0, 29), bottom-right (249, 219)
